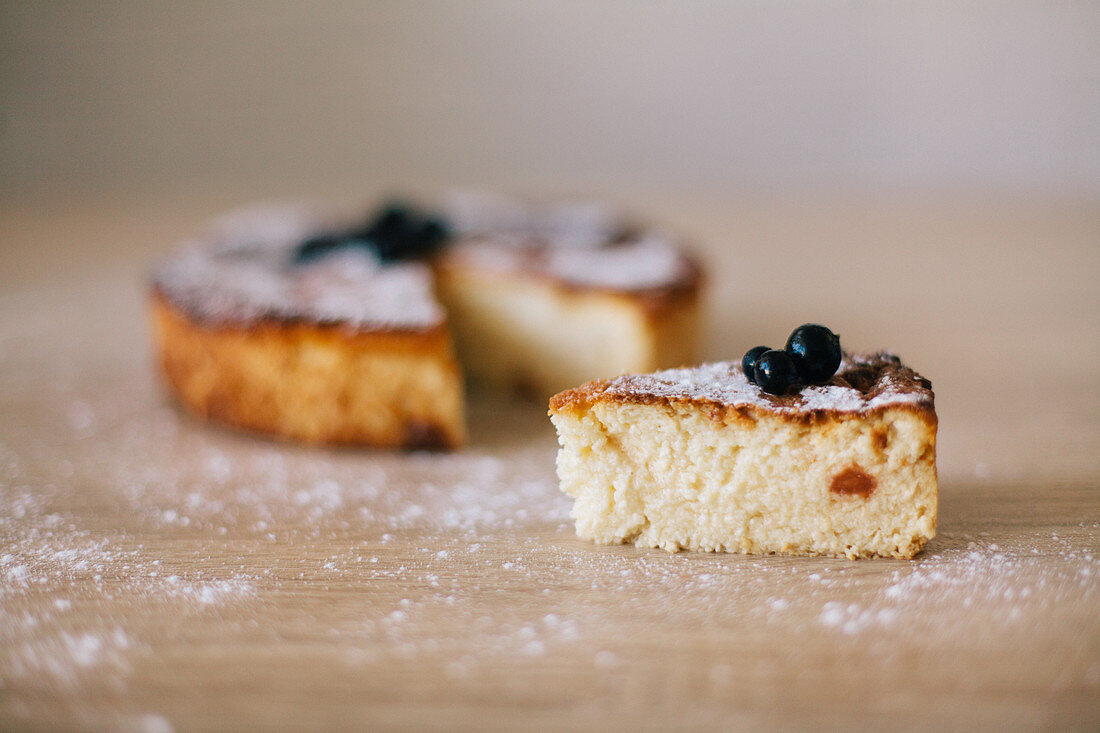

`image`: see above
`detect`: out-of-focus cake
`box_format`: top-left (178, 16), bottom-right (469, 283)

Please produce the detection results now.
top-left (435, 192), bottom-right (701, 397)
top-left (150, 195), bottom-right (702, 447)
top-left (151, 204), bottom-right (466, 448)
top-left (549, 351), bottom-right (937, 559)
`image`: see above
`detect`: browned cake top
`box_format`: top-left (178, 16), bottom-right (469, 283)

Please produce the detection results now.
top-left (550, 351), bottom-right (935, 420)
top-left (438, 190), bottom-right (699, 295)
top-left (153, 197), bottom-right (700, 330)
top-left (151, 203), bottom-right (446, 332)
top-left (438, 236), bottom-right (701, 297)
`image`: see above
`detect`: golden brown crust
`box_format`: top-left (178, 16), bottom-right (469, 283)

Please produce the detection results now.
top-left (150, 292), bottom-right (466, 448)
top-left (432, 253), bottom-right (702, 322)
top-left (549, 353), bottom-right (937, 428)
top-left (551, 389), bottom-right (937, 430)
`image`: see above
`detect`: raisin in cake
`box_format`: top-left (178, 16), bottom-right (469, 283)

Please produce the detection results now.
top-left (549, 352), bottom-right (937, 559)
top-left (150, 196), bottom-right (701, 447)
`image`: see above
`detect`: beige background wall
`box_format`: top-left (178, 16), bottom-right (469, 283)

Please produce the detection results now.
top-left (1, 1), bottom-right (1097, 199)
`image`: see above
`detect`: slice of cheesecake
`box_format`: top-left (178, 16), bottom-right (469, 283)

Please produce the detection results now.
top-left (549, 352), bottom-right (937, 559)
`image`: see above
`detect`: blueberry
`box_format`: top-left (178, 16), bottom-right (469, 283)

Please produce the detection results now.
top-left (365, 203), bottom-right (450, 262)
top-left (293, 232), bottom-right (345, 263)
top-left (753, 349), bottom-right (798, 395)
top-left (419, 217), bottom-right (449, 246)
top-left (293, 201), bottom-right (451, 265)
top-left (368, 203), bottom-right (414, 239)
top-left (371, 236), bottom-right (406, 261)
top-left (785, 323), bottom-right (842, 384)
top-left (741, 346), bottom-right (770, 384)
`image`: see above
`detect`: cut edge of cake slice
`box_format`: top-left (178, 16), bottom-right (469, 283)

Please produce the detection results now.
top-left (548, 352), bottom-right (937, 559)
top-left (433, 259), bottom-right (700, 398)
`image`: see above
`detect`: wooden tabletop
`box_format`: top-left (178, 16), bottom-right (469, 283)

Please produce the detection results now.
top-left (1, 191), bottom-right (1097, 731)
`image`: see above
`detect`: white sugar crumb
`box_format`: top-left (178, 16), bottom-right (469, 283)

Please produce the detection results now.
top-left (594, 650), bottom-right (620, 668)
top-left (67, 400), bottom-right (97, 433)
top-left (520, 640), bottom-right (547, 657)
top-left (5, 627), bottom-right (133, 689)
top-left (594, 352), bottom-right (933, 415)
top-left (818, 602), bottom-right (899, 634)
top-left (133, 714), bottom-right (175, 733)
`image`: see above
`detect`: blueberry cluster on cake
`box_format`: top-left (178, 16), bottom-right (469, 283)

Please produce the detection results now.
top-left (150, 195), bottom-right (701, 447)
top-left (549, 325), bottom-right (937, 559)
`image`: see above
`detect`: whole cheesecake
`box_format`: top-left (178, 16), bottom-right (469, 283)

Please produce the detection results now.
top-left (150, 195), bottom-right (702, 447)
top-left (549, 352), bottom-right (937, 559)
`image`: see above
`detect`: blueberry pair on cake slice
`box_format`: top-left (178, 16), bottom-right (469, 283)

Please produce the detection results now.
top-left (548, 325), bottom-right (938, 559)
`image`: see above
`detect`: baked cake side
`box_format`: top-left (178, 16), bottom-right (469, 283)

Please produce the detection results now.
top-left (434, 191), bottom-right (701, 397)
top-left (151, 294), bottom-right (466, 448)
top-left (549, 353), bottom-right (937, 559)
top-left (150, 204), bottom-right (466, 448)
top-left (433, 241), bottom-right (700, 397)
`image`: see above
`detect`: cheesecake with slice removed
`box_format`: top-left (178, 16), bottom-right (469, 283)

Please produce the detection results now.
top-left (150, 195), bottom-right (701, 448)
top-left (549, 351), bottom-right (937, 559)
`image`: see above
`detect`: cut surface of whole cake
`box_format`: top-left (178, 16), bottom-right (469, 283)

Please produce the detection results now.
top-left (434, 233), bottom-right (699, 397)
top-left (549, 352), bottom-right (937, 559)
top-left (435, 191), bottom-right (700, 396)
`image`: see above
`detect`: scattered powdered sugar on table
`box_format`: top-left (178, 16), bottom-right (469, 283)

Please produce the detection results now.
top-left (1, 272), bottom-right (1097, 727)
top-left (0, 287), bottom-right (571, 709)
top-left (5, 626), bottom-right (133, 690)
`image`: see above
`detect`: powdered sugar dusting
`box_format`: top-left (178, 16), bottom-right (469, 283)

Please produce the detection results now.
top-left (152, 203), bottom-right (443, 330)
top-left (446, 235), bottom-right (695, 292)
top-left (0, 276), bottom-right (572, 712)
top-left (544, 236), bottom-right (692, 290)
top-left (591, 352), bottom-right (933, 415)
top-left (440, 191), bottom-right (696, 291)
